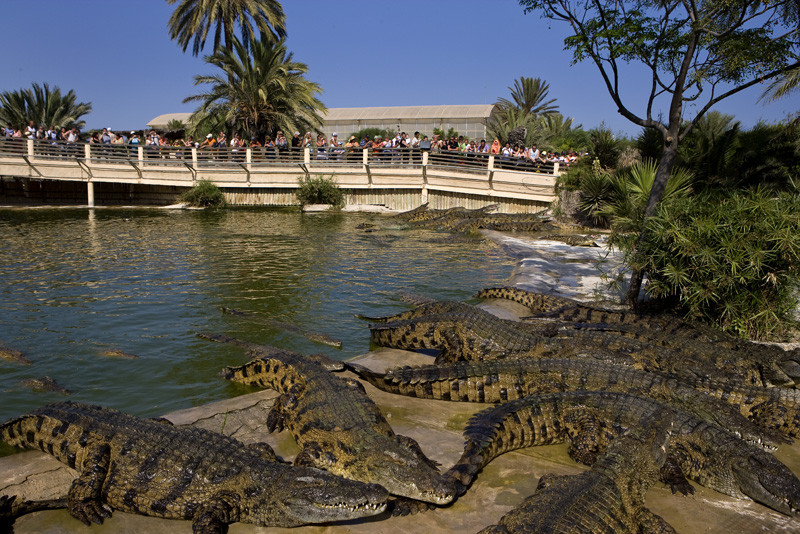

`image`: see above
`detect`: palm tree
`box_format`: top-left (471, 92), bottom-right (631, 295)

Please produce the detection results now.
top-left (495, 77), bottom-right (559, 117)
top-left (0, 83), bottom-right (91, 130)
top-left (184, 33), bottom-right (326, 140)
top-left (167, 0), bottom-right (286, 56)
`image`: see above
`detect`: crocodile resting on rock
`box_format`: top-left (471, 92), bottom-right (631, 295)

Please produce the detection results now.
top-left (0, 401), bottom-right (388, 533)
top-left (475, 286), bottom-right (798, 386)
top-left (443, 391), bottom-right (800, 517)
top-left (478, 416), bottom-right (677, 534)
top-left (220, 348), bottom-right (456, 506)
top-left (345, 358), bottom-right (790, 446)
top-left (368, 299), bottom-right (789, 387)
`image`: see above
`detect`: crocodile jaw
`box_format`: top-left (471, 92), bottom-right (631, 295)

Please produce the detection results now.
top-left (247, 468), bottom-right (389, 527)
top-left (731, 455), bottom-right (800, 516)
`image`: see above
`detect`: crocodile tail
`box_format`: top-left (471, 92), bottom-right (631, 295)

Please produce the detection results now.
top-left (473, 286), bottom-right (577, 313)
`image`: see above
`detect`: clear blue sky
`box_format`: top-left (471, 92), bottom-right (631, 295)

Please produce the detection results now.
top-left (4, 1), bottom-right (797, 137)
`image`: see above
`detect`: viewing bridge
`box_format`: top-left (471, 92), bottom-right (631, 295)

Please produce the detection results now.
top-left (0, 138), bottom-right (558, 212)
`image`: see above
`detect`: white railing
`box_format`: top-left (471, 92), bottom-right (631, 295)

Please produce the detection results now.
top-left (0, 138), bottom-right (561, 175)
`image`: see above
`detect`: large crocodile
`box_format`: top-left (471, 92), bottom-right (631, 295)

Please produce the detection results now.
top-left (443, 391), bottom-right (800, 517)
top-left (220, 349), bottom-right (456, 506)
top-left (0, 401), bottom-right (388, 533)
top-left (478, 416), bottom-right (676, 534)
top-left (476, 286), bottom-right (798, 385)
top-left (345, 358), bottom-right (790, 446)
top-left (367, 301), bottom-right (787, 386)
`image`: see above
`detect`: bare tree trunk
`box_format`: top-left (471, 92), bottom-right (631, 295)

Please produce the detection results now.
top-left (625, 135), bottom-right (680, 307)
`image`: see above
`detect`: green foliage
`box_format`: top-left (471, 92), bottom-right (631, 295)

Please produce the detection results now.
top-left (495, 76), bottom-right (559, 117)
top-left (167, 0), bottom-right (286, 56)
top-left (184, 34), bottom-right (326, 141)
top-left (166, 119), bottom-right (186, 131)
top-left (433, 127), bottom-right (460, 141)
top-left (577, 165), bottom-right (613, 227)
top-left (0, 82), bottom-right (92, 130)
top-left (296, 174), bottom-right (345, 209)
top-left (588, 125), bottom-right (621, 169)
top-left (630, 188), bottom-right (800, 340)
top-left (635, 126), bottom-right (663, 163)
top-left (181, 179), bottom-right (226, 208)
top-left (350, 127), bottom-right (396, 143)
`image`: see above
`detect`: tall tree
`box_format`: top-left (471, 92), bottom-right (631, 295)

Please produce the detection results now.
top-left (184, 34), bottom-right (326, 139)
top-left (519, 0), bottom-right (800, 304)
top-left (495, 77), bottom-right (559, 117)
top-left (167, 0), bottom-right (286, 56)
top-left (0, 83), bottom-right (91, 130)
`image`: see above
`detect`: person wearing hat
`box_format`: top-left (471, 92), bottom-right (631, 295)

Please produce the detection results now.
top-left (199, 132), bottom-right (216, 150)
top-left (329, 132), bottom-right (340, 147)
top-left (291, 131), bottom-right (302, 148)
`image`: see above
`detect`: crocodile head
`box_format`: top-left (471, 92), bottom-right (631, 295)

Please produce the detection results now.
top-left (355, 437), bottom-right (456, 505)
top-left (731, 451), bottom-right (800, 516)
top-left (244, 465), bottom-right (388, 527)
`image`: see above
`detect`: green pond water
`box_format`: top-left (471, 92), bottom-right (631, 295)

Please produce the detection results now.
top-left (0, 207), bottom-right (515, 423)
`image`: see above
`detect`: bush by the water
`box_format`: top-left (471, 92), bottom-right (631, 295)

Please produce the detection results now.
top-left (181, 179), bottom-right (226, 208)
top-left (296, 174), bottom-right (345, 209)
top-left (628, 187), bottom-right (800, 340)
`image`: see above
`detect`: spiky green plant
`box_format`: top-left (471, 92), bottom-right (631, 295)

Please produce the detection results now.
top-left (296, 174), bottom-right (345, 209)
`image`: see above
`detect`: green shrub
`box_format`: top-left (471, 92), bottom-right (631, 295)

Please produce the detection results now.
top-left (296, 174), bottom-right (345, 209)
top-left (180, 179), bottom-right (226, 208)
top-left (630, 188), bottom-right (800, 340)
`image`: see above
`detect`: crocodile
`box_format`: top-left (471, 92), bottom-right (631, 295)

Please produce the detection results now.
top-left (538, 234), bottom-right (600, 247)
top-left (0, 401), bottom-right (388, 532)
top-left (478, 415), bottom-right (676, 534)
top-left (345, 358), bottom-right (789, 446)
top-left (19, 376), bottom-right (71, 395)
top-left (367, 308), bottom-right (772, 386)
top-left (476, 286), bottom-right (798, 385)
top-left (220, 348), bottom-right (456, 506)
top-left (0, 345), bottom-right (31, 365)
top-left (442, 391), bottom-right (800, 517)
top-left (219, 307), bottom-right (343, 348)
top-left (368, 298), bottom-right (789, 386)
top-left (392, 202), bottom-right (430, 221)
top-left (101, 349), bottom-right (138, 359)
top-left (1, 494), bottom-right (68, 532)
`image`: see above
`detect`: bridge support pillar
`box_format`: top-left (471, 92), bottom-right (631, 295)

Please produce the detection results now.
top-left (87, 181), bottom-right (95, 207)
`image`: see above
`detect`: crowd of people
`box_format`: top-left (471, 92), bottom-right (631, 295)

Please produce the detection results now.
top-left (3, 121), bottom-right (580, 168)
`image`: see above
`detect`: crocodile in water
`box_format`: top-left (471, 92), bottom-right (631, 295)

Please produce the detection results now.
top-left (220, 348), bottom-right (456, 506)
top-left (0, 401), bottom-right (388, 532)
top-left (478, 415), bottom-right (676, 534)
top-left (443, 391), bottom-right (800, 517)
top-left (219, 307), bottom-right (343, 348)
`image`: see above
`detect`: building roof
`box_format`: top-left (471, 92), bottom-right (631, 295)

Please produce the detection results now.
top-left (147, 105), bottom-right (499, 130)
top-left (322, 104), bottom-right (499, 121)
top-left (147, 112), bottom-right (193, 129)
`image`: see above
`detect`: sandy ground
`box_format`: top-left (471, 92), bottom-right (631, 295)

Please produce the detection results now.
top-left (3, 232), bottom-right (800, 533)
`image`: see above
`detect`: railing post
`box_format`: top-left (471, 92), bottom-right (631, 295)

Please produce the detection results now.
top-left (84, 143), bottom-right (91, 160)
top-left (487, 154), bottom-right (495, 190)
top-left (26, 139), bottom-right (34, 156)
top-left (245, 148), bottom-right (252, 164)
top-left (138, 146), bottom-right (144, 163)
top-left (421, 150), bottom-right (428, 184)
top-left (191, 147), bottom-right (198, 167)
top-left (362, 148), bottom-right (369, 165)
top-left (553, 162), bottom-right (560, 175)
top-left (304, 147), bottom-right (311, 164)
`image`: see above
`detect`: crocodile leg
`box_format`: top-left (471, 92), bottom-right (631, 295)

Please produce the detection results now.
top-left (191, 491), bottom-right (240, 534)
top-left (67, 443), bottom-right (113, 525)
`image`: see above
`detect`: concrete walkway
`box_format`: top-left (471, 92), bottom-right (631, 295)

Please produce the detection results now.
top-left (3, 235), bottom-right (800, 533)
